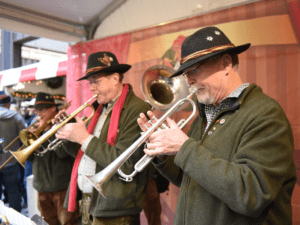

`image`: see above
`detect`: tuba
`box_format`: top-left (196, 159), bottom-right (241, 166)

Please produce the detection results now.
top-left (84, 65), bottom-right (196, 197)
top-left (141, 65), bottom-right (190, 111)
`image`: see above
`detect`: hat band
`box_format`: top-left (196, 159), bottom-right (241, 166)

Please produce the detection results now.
top-left (86, 66), bottom-right (108, 74)
top-left (35, 101), bottom-right (56, 105)
top-left (180, 44), bottom-right (235, 64)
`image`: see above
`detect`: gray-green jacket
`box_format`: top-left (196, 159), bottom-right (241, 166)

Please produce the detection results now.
top-left (64, 85), bottom-right (151, 217)
top-left (28, 133), bottom-right (77, 192)
top-left (155, 84), bottom-right (296, 225)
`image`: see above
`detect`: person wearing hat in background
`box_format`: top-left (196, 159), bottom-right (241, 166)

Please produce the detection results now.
top-left (54, 51), bottom-right (151, 225)
top-left (26, 92), bottom-right (80, 225)
top-left (0, 90), bottom-right (26, 213)
top-left (137, 26), bottom-right (296, 225)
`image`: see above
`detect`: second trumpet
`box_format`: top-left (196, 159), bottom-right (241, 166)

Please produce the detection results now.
top-left (10, 95), bottom-right (97, 168)
top-left (84, 90), bottom-right (197, 197)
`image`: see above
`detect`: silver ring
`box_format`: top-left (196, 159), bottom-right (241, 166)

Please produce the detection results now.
top-left (144, 124), bottom-right (148, 129)
top-left (152, 116), bottom-right (157, 120)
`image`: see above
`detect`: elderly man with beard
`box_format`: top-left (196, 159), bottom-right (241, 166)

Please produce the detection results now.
top-left (137, 26), bottom-right (296, 225)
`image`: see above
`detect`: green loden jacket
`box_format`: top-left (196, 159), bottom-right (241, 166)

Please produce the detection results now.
top-left (155, 84), bottom-right (296, 225)
top-left (64, 84), bottom-right (151, 218)
top-left (28, 133), bottom-right (78, 193)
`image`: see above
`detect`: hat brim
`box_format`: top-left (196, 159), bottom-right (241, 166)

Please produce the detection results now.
top-left (171, 43), bottom-right (251, 78)
top-left (77, 64), bottom-right (131, 81)
top-left (29, 103), bottom-right (62, 108)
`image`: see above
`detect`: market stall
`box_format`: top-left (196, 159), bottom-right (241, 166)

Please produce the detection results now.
top-left (0, 59), bottom-right (67, 103)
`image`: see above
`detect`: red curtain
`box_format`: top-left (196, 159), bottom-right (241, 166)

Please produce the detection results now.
top-left (287, 0), bottom-right (300, 41)
top-left (66, 33), bottom-right (131, 115)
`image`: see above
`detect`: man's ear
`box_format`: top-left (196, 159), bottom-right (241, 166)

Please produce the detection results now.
top-left (221, 54), bottom-right (232, 75)
top-left (111, 72), bottom-right (120, 84)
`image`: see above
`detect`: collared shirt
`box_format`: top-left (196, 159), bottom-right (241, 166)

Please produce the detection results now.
top-left (204, 83), bottom-right (249, 133)
top-left (77, 93), bottom-right (121, 193)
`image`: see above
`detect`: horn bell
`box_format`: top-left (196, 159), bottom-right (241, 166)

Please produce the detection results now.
top-left (141, 65), bottom-right (189, 112)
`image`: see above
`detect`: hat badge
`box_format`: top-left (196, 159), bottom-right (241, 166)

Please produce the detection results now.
top-left (206, 36), bottom-right (213, 41)
top-left (98, 53), bottom-right (113, 66)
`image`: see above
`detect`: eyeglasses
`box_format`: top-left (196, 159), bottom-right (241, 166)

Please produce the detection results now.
top-left (36, 107), bottom-right (51, 112)
top-left (86, 77), bottom-right (104, 88)
top-left (182, 60), bottom-right (208, 79)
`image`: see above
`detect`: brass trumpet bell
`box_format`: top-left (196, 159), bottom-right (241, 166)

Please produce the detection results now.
top-left (19, 130), bottom-right (39, 147)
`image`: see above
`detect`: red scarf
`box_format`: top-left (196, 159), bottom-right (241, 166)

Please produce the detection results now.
top-left (68, 84), bottom-right (129, 212)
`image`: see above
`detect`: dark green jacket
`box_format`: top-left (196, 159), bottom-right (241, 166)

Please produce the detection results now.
top-left (28, 133), bottom-right (77, 193)
top-left (64, 85), bottom-right (151, 217)
top-left (155, 84), bottom-right (296, 225)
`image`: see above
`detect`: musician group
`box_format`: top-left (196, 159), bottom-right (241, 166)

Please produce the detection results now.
top-left (0, 26), bottom-right (297, 225)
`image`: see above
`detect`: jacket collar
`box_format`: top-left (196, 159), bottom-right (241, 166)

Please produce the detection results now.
top-left (197, 83), bottom-right (257, 119)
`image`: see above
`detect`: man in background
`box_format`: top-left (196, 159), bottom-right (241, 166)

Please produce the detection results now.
top-left (0, 90), bottom-right (26, 212)
top-left (27, 92), bottom-right (79, 225)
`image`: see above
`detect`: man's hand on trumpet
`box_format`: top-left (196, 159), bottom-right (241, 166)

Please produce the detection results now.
top-left (53, 109), bottom-right (90, 145)
top-left (137, 110), bottom-right (189, 159)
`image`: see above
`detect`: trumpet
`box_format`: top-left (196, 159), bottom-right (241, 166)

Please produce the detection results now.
top-left (84, 90), bottom-right (197, 198)
top-left (0, 102), bottom-right (71, 170)
top-left (9, 95), bottom-right (97, 168)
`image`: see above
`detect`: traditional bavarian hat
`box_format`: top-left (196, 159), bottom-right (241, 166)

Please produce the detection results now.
top-left (77, 51), bottom-right (131, 81)
top-left (171, 26), bottom-right (251, 78)
top-left (30, 92), bottom-right (61, 108)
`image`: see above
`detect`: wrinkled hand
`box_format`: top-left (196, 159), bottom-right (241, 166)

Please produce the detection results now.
top-left (55, 115), bottom-right (90, 145)
top-left (137, 111), bottom-right (189, 157)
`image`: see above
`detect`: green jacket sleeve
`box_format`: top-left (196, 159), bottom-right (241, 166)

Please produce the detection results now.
top-left (175, 97), bottom-right (295, 217)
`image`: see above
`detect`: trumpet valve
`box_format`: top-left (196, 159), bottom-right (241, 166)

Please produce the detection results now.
top-left (53, 112), bottom-right (70, 125)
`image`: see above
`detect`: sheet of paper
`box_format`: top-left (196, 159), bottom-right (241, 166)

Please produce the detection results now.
top-left (0, 200), bottom-right (35, 225)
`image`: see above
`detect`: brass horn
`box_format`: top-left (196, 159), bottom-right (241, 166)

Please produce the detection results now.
top-left (84, 89), bottom-right (197, 198)
top-left (10, 95), bottom-right (97, 168)
top-left (0, 101), bottom-right (71, 170)
top-left (141, 65), bottom-right (190, 111)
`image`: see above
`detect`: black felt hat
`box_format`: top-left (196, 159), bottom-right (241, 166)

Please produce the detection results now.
top-left (77, 51), bottom-right (131, 81)
top-left (31, 92), bottom-right (61, 108)
top-left (171, 26), bottom-right (251, 78)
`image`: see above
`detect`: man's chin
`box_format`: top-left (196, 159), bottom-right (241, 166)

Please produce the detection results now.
top-left (197, 97), bottom-right (214, 105)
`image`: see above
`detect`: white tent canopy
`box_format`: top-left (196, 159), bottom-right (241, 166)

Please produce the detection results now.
top-left (0, 58), bottom-right (66, 89)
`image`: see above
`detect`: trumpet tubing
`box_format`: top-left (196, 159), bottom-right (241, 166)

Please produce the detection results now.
top-left (10, 95), bottom-right (97, 168)
top-left (0, 102), bottom-right (72, 169)
top-left (85, 90), bottom-right (197, 197)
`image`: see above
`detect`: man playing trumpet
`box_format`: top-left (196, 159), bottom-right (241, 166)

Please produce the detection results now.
top-left (55, 52), bottom-right (151, 225)
top-left (137, 26), bottom-right (296, 225)
top-left (27, 92), bottom-right (80, 225)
